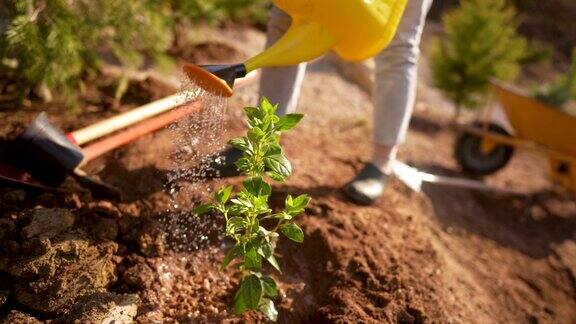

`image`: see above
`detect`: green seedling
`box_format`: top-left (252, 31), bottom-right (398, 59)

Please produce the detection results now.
top-left (195, 97), bottom-right (309, 321)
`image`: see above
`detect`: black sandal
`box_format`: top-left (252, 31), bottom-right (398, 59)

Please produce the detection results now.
top-left (343, 163), bottom-right (390, 205)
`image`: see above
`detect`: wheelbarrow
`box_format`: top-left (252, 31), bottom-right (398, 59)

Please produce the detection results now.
top-left (455, 80), bottom-right (576, 192)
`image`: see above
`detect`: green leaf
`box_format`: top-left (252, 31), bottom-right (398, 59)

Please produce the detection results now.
top-left (243, 177), bottom-right (271, 197)
top-left (244, 106), bottom-right (262, 122)
top-left (286, 194), bottom-right (311, 215)
top-left (280, 223), bottom-right (304, 243)
top-left (265, 143), bottom-right (282, 156)
top-left (291, 194), bottom-right (311, 210)
top-left (259, 242), bottom-right (273, 258)
top-left (193, 203), bottom-right (213, 215)
top-left (264, 154), bottom-right (292, 177)
top-left (261, 276), bottom-right (278, 297)
top-left (266, 254), bottom-right (281, 273)
top-left (260, 97), bottom-right (277, 114)
top-left (267, 171), bottom-right (285, 182)
top-left (258, 298), bottom-right (278, 322)
top-left (248, 127), bottom-right (266, 141)
top-left (226, 217), bottom-right (245, 234)
top-left (231, 197), bottom-right (253, 209)
top-left (222, 244), bottom-right (244, 269)
top-left (250, 196), bottom-right (271, 215)
top-left (244, 244), bottom-right (262, 271)
top-left (250, 218), bottom-right (261, 233)
top-left (276, 212), bottom-right (292, 221)
top-left (234, 157), bottom-right (251, 172)
top-left (214, 186), bottom-right (233, 204)
top-left (228, 137), bottom-right (249, 151)
top-left (276, 113), bottom-right (304, 131)
top-left (234, 274), bottom-right (263, 314)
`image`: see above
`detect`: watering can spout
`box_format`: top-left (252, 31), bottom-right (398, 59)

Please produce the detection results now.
top-left (201, 64), bottom-right (247, 89)
top-left (183, 63), bottom-right (246, 97)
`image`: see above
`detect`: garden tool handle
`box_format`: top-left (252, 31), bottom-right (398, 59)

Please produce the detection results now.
top-left (81, 101), bottom-right (202, 163)
top-left (70, 70), bottom-right (259, 146)
top-left (80, 70), bottom-right (258, 163)
top-left (70, 94), bottom-right (189, 146)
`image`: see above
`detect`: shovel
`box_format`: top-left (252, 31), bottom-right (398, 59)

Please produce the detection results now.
top-left (5, 94), bottom-right (194, 191)
top-left (392, 161), bottom-right (523, 195)
top-left (0, 72), bottom-right (258, 194)
top-left (0, 105), bottom-right (201, 197)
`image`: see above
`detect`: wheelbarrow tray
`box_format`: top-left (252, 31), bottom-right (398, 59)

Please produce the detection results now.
top-left (491, 80), bottom-right (576, 157)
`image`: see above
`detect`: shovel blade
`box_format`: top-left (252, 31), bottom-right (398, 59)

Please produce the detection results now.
top-left (392, 161), bottom-right (424, 192)
top-left (0, 162), bottom-right (54, 190)
top-left (15, 112), bottom-right (84, 186)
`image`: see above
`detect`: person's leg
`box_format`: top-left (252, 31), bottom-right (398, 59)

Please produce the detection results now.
top-left (259, 6), bottom-right (308, 115)
top-left (345, 0), bottom-right (433, 205)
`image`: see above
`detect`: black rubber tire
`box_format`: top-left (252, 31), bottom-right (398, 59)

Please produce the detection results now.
top-left (455, 123), bottom-right (514, 176)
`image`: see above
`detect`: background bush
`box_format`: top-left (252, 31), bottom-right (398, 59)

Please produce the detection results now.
top-left (430, 0), bottom-right (528, 119)
top-left (0, 0), bottom-right (269, 106)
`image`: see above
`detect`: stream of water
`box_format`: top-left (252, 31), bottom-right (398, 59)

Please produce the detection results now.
top-left (162, 78), bottom-right (229, 252)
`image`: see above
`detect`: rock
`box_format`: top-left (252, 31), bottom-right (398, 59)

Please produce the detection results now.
top-left (59, 292), bottom-right (139, 324)
top-left (88, 201), bottom-right (122, 218)
top-left (0, 310), bottom-right (41, 324)
top-left (22, 208), bottom-right (75, 239)
top-left (9, 229), bottom-right (118, 315)
top-left (123, 263), bottom-right (155, 290)
top-left (64, 193), bottom-right (83, 209)
top-left (135, 304), bottom-right (164, 323)
top-left (137, 220), bottom-right (166, 257)
top-left (90, 217), bottom-right (119, 242)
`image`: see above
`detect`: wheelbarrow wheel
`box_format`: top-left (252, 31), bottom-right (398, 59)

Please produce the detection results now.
top-left (455, 123), bottom-right (514, 175)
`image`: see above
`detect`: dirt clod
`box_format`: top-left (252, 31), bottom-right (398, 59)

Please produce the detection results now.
top-left (0, 310), bottom-right (41, 324)
top-left (122, 263), bottom-right (156, 290)
top-left (60, 292), bottom-right (139, 323)
top-left (136, 220), bottom-right (166, 257)
top-left (9, 229), bottom-right (117, 314)
top-left (21, 208), bottom-right (75, 239)
top-left (88, 201), bottom-right (122, 219)
top-left (90, 217), bottom-right (119, 242)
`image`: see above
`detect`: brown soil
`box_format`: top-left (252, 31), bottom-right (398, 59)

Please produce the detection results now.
top-left (1, 27), bottom-right (576, 323)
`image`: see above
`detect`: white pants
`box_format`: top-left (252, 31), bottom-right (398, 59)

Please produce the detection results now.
top-left (259, 0), bottom-right (433, 146)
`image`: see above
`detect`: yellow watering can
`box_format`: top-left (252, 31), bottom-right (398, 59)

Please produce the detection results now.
top-left (184, 0), bottom-right (408, 97)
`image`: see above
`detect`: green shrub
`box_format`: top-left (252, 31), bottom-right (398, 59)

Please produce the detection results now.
top-left (0, 0), bottom-right (269, 106)
top-left (430, 0), bottom-right (528, 119)
top-left (0, 0), bottom-right (173, 104)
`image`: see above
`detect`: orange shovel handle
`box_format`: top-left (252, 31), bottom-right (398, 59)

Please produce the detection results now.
top-left (81, 102), bottom-right (201, 163)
